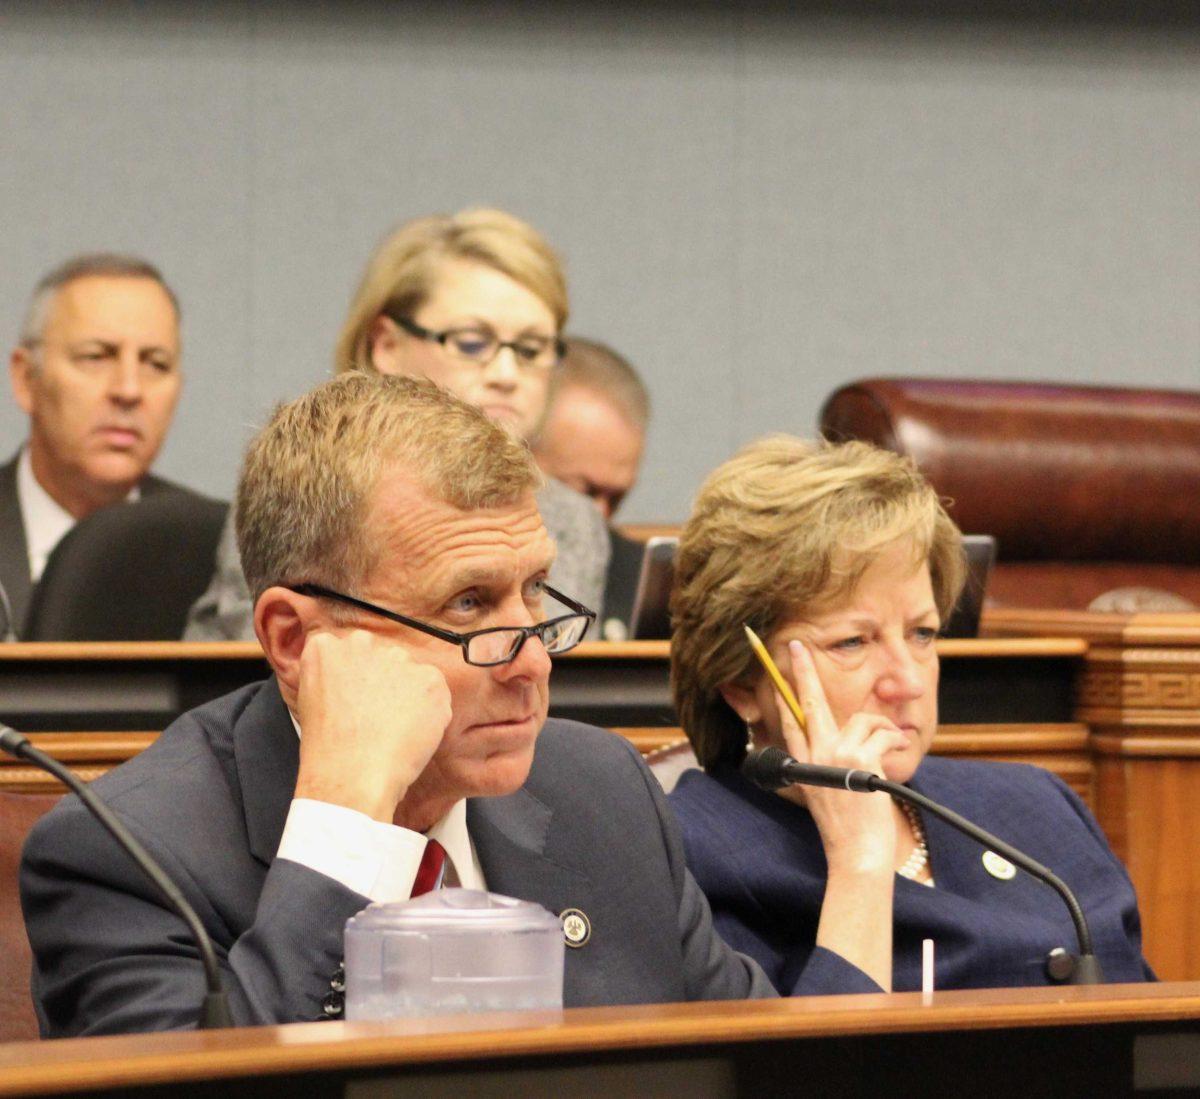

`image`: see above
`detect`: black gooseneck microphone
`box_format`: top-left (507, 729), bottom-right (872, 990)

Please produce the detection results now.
top-left (742, 745), bottom-right (1104, 985)
top-left (1, 724), bottom-right (234, 1028)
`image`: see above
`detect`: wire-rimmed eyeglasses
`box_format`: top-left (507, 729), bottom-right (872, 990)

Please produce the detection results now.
top-left (288, 583), bottom-right (595, 667)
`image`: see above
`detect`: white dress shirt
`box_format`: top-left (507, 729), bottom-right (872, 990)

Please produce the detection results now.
top-left (275, 714), bottom-right (486, 902)
top-left (17, 448), bottom-right (76, 583)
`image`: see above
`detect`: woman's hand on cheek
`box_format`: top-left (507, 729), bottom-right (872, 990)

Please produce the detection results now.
top-left (781, 639), bottom-right (900, 876)
top-left (786, 640), bottom-right (907, 778)
top-left (782, 639), bottom-right (900, 993)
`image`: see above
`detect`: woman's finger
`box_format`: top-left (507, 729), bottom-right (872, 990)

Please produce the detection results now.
top-left (788, 640), bottom-right (837, 749)
top-left (854, 726), bottom-right (909, 776)
top-left (774, 687), bottom-right (811, 763)
top-left (837, 712), bottom-right (905, 750)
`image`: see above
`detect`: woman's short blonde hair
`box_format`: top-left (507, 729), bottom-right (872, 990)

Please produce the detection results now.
top-left (334, 208), bottom-right (569, 374)
top-left (237, 372), bottom-right (540, 602)
top-left (670, 436), bottom-right (966, 770)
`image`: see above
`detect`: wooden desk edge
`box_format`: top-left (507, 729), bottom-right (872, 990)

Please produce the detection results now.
top-left (985, 608), bottom-right (1200, 646)
top-left (1, 984), bottom-right (1198, 1095)
top-left (0, 638), bottom-right (1087, 662)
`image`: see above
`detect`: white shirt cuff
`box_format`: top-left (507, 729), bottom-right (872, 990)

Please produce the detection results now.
top-left (276, 798), bottom-right (426, 903)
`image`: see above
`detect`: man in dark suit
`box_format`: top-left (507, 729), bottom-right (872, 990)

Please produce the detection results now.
top-left (23, 374), bottom-right (870, 1036)
top-left (532, 338), bottom-right (650, 640)
top-left (1, 254), bottom-right (186, 638)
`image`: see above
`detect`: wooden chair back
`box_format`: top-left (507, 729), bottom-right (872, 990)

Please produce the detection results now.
top-left (0, 791), bottom-right (61, 1042)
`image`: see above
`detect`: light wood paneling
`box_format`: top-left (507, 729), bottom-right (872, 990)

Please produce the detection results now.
top-left (987, 608), bottom-right (1200, 981)
top-left (0, 733), bottom-right (155, 793)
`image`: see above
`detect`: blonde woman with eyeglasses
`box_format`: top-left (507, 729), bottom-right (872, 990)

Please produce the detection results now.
top-left (185, 210), bottom-right (608, 640)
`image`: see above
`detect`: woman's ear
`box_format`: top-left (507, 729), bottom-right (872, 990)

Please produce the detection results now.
top-left (719, 681), bottom-right (764, 726)
top-left (368, 314), bottom-right (405, 374)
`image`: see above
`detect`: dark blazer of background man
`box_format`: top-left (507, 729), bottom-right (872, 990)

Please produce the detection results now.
top-left (22, 374), bottom-right (873, 1037)
top-left (1, 254), bottom-right (189, 637)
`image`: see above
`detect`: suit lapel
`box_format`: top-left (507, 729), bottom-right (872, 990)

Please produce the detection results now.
top-left (909, 758), bottom-right (1046, 909)
top-left (0, 455), bottom-right (33, 636)
top-left (140, 474), bottom-right (173, 498)
top-left (468, 790), bottom-right (594, 918)
top-left (233, 678), bottom-right (301, 866)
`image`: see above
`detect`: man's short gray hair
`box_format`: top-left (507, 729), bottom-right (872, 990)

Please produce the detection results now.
top-left (237, 372), bottom-right (543, 602)
top-left (550, 337), bottom-right (650, 432)
top-left (18, 253), bottom-right (180, 347)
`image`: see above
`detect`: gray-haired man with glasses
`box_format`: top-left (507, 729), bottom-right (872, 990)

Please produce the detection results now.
top-left (23, 374), bottom-right (840, 1037)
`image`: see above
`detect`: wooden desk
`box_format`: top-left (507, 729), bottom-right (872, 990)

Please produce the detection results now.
top-left (986, 610), bottom-right (1200, 983)
top-left (0, 985), bottom-right (1198, 1097)
top-left (0, 636), bottom-right (1088, 793)
top-left (0, 637), bottom-right (1083, 733)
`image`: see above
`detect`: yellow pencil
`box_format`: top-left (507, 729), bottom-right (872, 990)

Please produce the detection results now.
top-left (743, 625), bottom-right (807, 732)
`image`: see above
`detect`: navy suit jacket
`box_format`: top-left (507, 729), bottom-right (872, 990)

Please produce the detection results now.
top-left (669, 755), bottom-right (1154, 993)
top-left (21, 679), bottom-right (874, 1036)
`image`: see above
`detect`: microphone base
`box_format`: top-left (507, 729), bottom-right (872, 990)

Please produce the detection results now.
top-left (1068, 953), bottom-right (1105, 985)
top-left (201, 992), bottom-right (234, 1029)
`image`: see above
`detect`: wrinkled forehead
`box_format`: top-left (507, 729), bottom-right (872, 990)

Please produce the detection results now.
top-left (363, 477), bottom-right (554, 596)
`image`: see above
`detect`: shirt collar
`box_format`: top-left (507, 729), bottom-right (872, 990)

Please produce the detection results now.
top-left (288, 709), bottom-right (482, 890)
top-left (425, 799), bottom-right (478, 888)
top-left (16, 446), bottom-right (141, 582)
top-left (17, 447), bottom-right (76, 583)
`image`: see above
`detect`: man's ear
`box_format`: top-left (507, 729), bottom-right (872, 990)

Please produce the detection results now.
top-left (368, 314), bottom-right (404, 375)
top-left (10, 346), bottom-right (35, 415)
top-left (718, 680), bottom-right (764, 726)
top-left (255, 586), bottom-right (317, 700)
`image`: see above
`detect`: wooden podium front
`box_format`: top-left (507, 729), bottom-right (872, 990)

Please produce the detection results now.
top-left (985, 610), bottom-right (1200, 982)
top-left (1, 985), bottom-right (1199, 1097)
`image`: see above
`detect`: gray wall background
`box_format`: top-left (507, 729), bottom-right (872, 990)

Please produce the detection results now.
top-left (1, 2), bottom-right (1197, 523)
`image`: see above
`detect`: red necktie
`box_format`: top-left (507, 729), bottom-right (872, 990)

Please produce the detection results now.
top-left (411, 837), bottom-right (446, 897)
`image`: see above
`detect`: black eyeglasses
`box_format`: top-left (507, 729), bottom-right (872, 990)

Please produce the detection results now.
top-left (392, 316), bottom-right (565, 371)
top-left (288, 582), bottom-right (596, 667)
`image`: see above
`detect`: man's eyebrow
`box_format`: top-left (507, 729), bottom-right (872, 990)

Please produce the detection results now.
top-left (68, 339), bottom-right (118, 350)
top-left (444, 566), bottom-right (506, 588)
top-left (443, 559), bottom-right (555, 590)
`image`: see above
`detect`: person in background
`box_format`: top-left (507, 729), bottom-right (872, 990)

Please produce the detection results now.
top-left (1, 254), bottom-right (191, 639)
top-left (667, 436), bottom-right (1153, 994)
top-left (185, 209), bottom-right (608, 641)
top-left (22, 373), bottom-right (797, 1037)
top-left (532, 338), bottom-right (650, 641)
top-left (532, 337), bottom-right (647, 522)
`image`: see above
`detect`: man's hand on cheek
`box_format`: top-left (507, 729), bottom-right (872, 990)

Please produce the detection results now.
top-left (293, 629), bottom-right (453, 823)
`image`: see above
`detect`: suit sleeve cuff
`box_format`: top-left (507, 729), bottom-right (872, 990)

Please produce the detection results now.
top-left (786, 946), bottom-right (885, 996)
top-left (276, 798), bottom-right (425, 903)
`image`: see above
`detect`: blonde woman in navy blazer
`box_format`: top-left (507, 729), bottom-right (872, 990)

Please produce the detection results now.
top-left (667, 437), bottom-right (1153, 994)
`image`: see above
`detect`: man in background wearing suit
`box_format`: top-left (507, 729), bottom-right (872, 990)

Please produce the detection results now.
top-left (1, 254), bottom-right (186, 638)
top-left (532, 338), bottom-right (650, 641)
top-left (24, 373), bottom-right (871, 1037)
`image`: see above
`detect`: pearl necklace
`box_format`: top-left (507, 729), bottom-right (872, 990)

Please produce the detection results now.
top-left (897, 801), bottom-right (932, 885)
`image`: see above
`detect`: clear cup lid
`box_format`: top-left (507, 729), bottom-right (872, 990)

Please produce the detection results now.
top-left (347, 888), bottom-right (561, 933)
